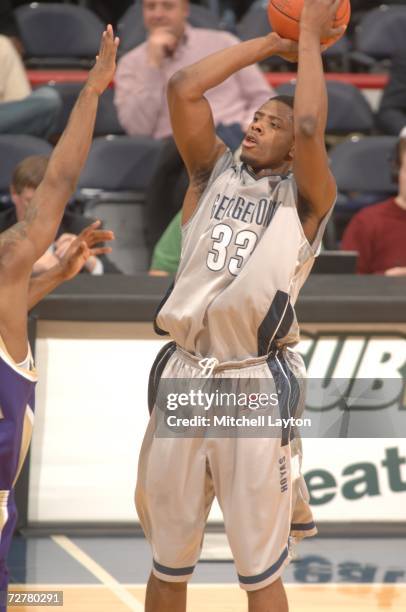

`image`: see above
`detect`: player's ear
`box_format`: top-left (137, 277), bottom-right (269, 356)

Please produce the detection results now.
top-left (287, 142), bottom-right (295, 163)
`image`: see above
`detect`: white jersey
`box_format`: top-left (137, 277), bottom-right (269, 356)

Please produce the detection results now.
top-left (157, 150), bottom-right (333, 362)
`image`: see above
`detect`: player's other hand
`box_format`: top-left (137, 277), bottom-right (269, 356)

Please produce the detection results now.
top-left (87, 24), bottom-right (120, 95)
top-left (300, 0), bottom-right (346, 41)
top-left (58, 221), bottom-right (115, 280)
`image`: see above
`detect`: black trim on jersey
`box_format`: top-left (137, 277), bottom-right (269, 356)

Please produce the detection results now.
top-left (153, 281), bottom-right (174, 336)
top-left (267, 354), bottom-right (291, 447)
top-left (277, 354), bottom-right (301, 443)
top-left (291, 521), bottom-right (317, 532)
top-left (257, 290), bottom-right (294, 356)
top-left (241, 164), bottom-right (292, 183)
top-left (148, 341), bottom-right (177, 415)
top-left (276, 303), bottom-right (295, 343)
top-left (238, 546), bottom-right (289, 585)
top-left (153, 559), bottom-right (195, 577)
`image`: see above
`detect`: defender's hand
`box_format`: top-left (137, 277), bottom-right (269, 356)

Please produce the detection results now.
top-left (87, 24), bottom-right (120, 96)
top-left (300, 0), bottom-right (346, 41)
top-left (58, 221), bottom-right (114, 280)
top-left (33, 250), bottom-right (60, 275)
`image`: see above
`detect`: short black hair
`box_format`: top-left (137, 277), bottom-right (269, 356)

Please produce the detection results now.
top-left (269, 94), bottom-right (295, 110)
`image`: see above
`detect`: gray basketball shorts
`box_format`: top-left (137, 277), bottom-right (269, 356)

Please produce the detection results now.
top-left (135, 343), bottom-right (317, 592)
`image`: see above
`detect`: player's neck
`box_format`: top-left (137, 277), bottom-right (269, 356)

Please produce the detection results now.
top-left (250, 161), bottom-right (292, 179)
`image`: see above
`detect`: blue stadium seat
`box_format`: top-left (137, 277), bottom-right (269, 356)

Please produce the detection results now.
top-left (78, 135), bottom-right (162, 192)
top-left (236, 3), bottom-right (288, 71)
top-left (15, 3), bottom-right (105, 68)
top-left (77, 136), bottom-right (165, 273)
top-left (0, 135), bottom-right (52, 199)
top-left (275, 80), bottom-right (374, 136)
top-left (46, 83), bottom-right (124, 137)
top-left (352, 5), bottom-right (406, 70)
top-left (118, 1), bottom-right (220, 55)
top-left (329, 136), bottom-right (398, 210)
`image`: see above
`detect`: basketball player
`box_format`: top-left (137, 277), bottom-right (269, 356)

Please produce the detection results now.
top-left (0, 26), bottom-right (118, 610)
top-left (136, 1), bottom-right (344, 610)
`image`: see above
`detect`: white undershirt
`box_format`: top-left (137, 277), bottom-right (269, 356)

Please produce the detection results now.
top-left (16, 351), bottom-right (31, 371)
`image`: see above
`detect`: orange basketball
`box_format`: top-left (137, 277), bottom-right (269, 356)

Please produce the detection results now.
top-left (267, 0), bottom-right (351, 49)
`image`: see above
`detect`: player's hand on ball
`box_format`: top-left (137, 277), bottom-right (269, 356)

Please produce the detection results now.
top-left (267, 32), bottom-right (299, 63)
top-left (301, 0), bottom-right (346, 41)
top-left (87, 24), bottom-right (119, 95)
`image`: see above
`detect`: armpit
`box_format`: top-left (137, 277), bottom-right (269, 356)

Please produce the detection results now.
top-left (297, 191), bottom-right (312, 224)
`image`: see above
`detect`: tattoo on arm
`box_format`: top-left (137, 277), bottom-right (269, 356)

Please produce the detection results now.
top-left (0, 200), bottom-right (39, 264)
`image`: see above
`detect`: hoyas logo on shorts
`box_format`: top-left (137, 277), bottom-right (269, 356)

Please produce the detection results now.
top-left (279, 456), bottom-right (288, 493)
top-left (298, 332), bottom-right (406, 411)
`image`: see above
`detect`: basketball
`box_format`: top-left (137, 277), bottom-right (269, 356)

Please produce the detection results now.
top-left (267, 0), bottom-right (351, 49)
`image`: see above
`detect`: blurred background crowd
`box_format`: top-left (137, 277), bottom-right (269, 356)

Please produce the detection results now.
top-left (1, 0), bottom-right (406, 278)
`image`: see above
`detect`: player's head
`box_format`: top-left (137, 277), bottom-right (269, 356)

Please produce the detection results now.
top-left (241, 96), bottom-right (295, 174)
top-left (143, 0), bottom-right (189, 38)
top-left (10, 155), bottom-right (48, 221)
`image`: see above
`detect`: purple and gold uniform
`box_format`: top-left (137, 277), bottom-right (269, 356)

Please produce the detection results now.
top-left (0, 336), bottom-right (36, 611)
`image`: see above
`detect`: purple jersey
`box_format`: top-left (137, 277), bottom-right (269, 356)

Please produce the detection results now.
top-left (0, 336), bottom-right (37, 611)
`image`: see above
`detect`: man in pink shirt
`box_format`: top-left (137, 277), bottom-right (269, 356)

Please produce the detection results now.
top-left (115, 0), bottom-right (273, 252)
top-left (114, 0), bottom-right (272, 138)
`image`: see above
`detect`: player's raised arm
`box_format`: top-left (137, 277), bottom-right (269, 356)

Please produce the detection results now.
top-left (293, 0), bottom-right (344, 242)
top-left (167, 33), bottom-right (298, 221)
top-left (0, 25), bottom-right (119, 277)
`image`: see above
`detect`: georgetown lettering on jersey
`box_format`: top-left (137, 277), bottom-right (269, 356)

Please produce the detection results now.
top-left (211, 192), bottom-right (282, 228)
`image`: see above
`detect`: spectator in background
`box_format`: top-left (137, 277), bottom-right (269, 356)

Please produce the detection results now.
top-left (0, 34), bottom-right (29, 102)
top-left (0, 0), bottom-right (24, 54)
top-left (341, 128), bottom-right (406, 275)
top-left (114, 0), bottom-right (273, 250)
top-left (115, 0), bottom-right (271, 139)
top-left (377, 48), bottom-right (406, 136)
top-left (0, 35), bottom-right (61, 137)
top-left (0, 155), bottom-right (121, 275)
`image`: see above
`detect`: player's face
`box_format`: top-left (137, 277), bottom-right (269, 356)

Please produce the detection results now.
top-left (10, 186), bottom-right (35, 220)
top-left (241, 100), bottom-right (294, 173)
top-left (143, 0), bottom-right (189, 38)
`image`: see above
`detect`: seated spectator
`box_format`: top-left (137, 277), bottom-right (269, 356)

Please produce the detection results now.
top-left (341, 129), bottom-right (406, 275)
top-left (0, 34), bottom-right (30, 102)
top-left (0, 0), bottom-right (24, 54)
top-left (0, 35), bottom-right (61, 138)
top-left (115, 0), bottom-right (273, 250)
top-left (0, 155), bottom-right (121, 275)
top-left (377, 48), bottom-right (406, 136)
top-left (115, 0), bottom-right (271, 139)
top-left (149, 209), bottom-right (181, 276)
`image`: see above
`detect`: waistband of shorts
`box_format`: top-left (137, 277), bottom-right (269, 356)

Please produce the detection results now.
top-left (175, 344), bottom-right (287, 373)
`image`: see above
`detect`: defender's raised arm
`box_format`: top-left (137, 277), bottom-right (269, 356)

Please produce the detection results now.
top-left (0, 25), bottom-right (119, 276)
